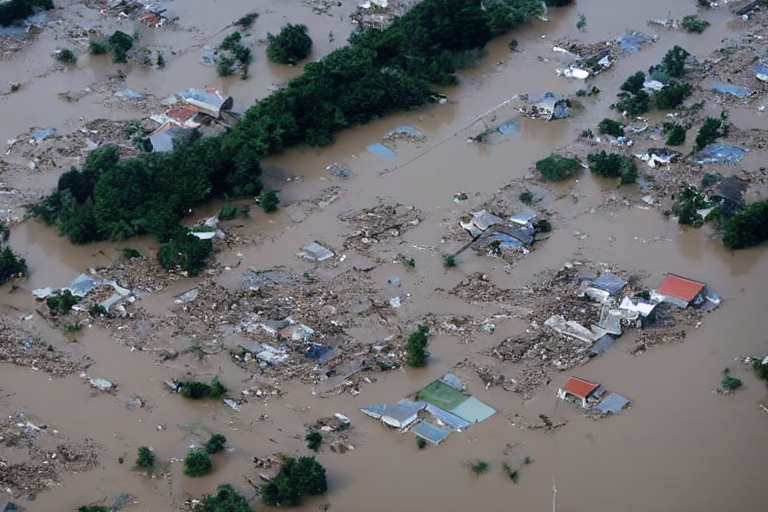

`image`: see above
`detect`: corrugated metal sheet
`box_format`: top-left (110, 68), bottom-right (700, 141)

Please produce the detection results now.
top-left (657, 274), bottom-right (705, 302)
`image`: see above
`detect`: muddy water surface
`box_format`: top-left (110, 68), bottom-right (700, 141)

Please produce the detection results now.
top-left (1, 1), bottom-right (767, 511)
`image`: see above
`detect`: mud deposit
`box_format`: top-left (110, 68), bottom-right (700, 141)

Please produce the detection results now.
top-left (1, 1), bottom-right (768, 511)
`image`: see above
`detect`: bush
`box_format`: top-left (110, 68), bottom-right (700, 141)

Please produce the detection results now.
top-left (218, 204), bottom-right (249, 220)
top-left (416, 437), bottom-right (427, 449)
top-left (544, 0), bottom-right (573, 6)
top-left (306, 431), bottom-right (322, 451)
top-left (260, 189), bottom-right (280, 213)
top-left (204, 433), bottom-right (227, 454)
top-left (181, 377), bottom-right (228, 399)
top-left (77, 507), bottom-right (109, 512)
top-left (136, 446), bottom-right (156, 468)
top-left (649, 45), bottom-right (690, 81)
top-left (0, 246), bottom-right (28, 285)
top-left (267, 24), bottom-right (313, 65)
top-left (184, 449), bottom-right (213, 477)
top-left (700, 173), bottom-right (723, 189)
top-left (261, 456), bottom-right (327, 506)
top-left (46, 289), bottom-right (79, 315)
top-left (723, 201), bottom-right (768, 249)
top-left (615, 90), bottom-right (650, 116)
top-left (672, 185), bottom-right (707, 226)
top-left (682, 14), bottom-right (710, 33)
top-left (234, 11), bottom-right (259, 29)
top-left (587, 151), bottom-right (638, 186)
top-left (406, 325), bottom-right (429, 368)
top-left (721, 368), bottom-right (743, 391)
top-left (57, 48), bottom-right (77, 64)
top-left (653, 81), bottom-right (693, 110)
top-left (752, 357), bottom-right (768, 381)
top-left (442, 254), bottom-right (457, 267)
top-left (662, 122), bottom-right (686, 146)
top-left (198, 484), bottom-right (253, 512)
top-left (122, 248), bottom-right (142, 259)
top-left (108, 30), bottom-right (133, 63)
top-left (695, 112), bottom-right (729, 150)
top-left (535, 154), bottom-right (582, 181)
top-left (470, 460), bottom-right (489, 474)
top-left (519, 190), bottom-right (533, 205)
top-left (217, 55), bottom-right (235, 77)
top-left (157, 233), bottom-right (212, 276)
top-left (534, 219), bottom-right (552, 232)
top-left (220, 31), bottom-right (242, 51)
top-left (502, 462), bottom-right (519, 482)
top-left (598, 118), bottom-right (624, 137)
top-left (0, 0), bottom-right (53, 27)
top-left (576, 13), bottom-right (586, 30)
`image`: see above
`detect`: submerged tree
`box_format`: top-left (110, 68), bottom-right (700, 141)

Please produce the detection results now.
top-left (267, 24), bottom-right (313, 64)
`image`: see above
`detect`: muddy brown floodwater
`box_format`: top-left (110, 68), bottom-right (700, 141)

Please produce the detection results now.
top-left (1, 0), bottom-right (768, 511)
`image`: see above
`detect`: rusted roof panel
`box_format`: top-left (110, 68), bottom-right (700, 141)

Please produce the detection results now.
top-left (563, 377), bottom-right (600, 399)
top-left (657, 274), bottom-right (705, 302)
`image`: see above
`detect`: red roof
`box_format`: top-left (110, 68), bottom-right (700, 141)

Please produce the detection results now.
top-left (657, 274), bottom-right (705, 302)
top-left (167, 105), bottom-right (200, 123)
top-left (563, 377), bottom-right (600, 399)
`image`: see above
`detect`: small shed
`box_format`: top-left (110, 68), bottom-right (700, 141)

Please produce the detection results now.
top-left (653, 274), bottom-right (706, 308)
top-left (557, 377), bottom-right (600, 408)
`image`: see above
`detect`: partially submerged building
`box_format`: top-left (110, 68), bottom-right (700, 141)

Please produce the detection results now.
top-left (651, 274), bottom-right (707, 308)
top-left (557, 377), bottom-right (631, 415)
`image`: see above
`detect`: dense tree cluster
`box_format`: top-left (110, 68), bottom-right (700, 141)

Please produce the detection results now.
top-left (195, 484), bottom-right (253, 512)
top-left (33, 0), bottom-right (545, 273)
top-left (587, 152), bottom-right (638, 187)
top-left (0, 0), bottom-right (53, 27)
top-left (0, 246), bottom-right (28, 285)
top-left (535, 154), bottom-right (582, 181)
top-left (261, 456), bottom-right (328, 506)
top-left (723, 201), bottom-right (768, 249)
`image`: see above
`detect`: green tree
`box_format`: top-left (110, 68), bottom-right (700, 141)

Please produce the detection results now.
top-left (695, 112), bottom-right (729, 150)
top-left (663, 122), bottom-right (686, 146)
top-left (267, 24), bottom-right (313, 64)
top-left (157, 233), bottom-right (213, 276)
top-left (620, 71), bottom-right (646, 95)
top-left (0, 246), bottom-right (28, 285)
top-left (306, 431), bottom-right (322, 451)
top-left (261, 456), bottom-right (328, 507)
top-left (653, 81), bottom-right (693, 109)
top-left (406, 325), bottom-right (430, 368)
top-left (598, 118), bottom-right (625, 137)
top-left (587, 151), bottom-right (638, 186)
top-left (535, 154), bottom-right (582, 181)
top-left (204, 433), bottom-right (227, 454)
top-left (89, 38), bottom-right (108, 55)
top-left (56, 48), bottom-right (77, 64)
top-left (198, 484), bottom-right (253, 512)
top-left (260, 189), bottom-right (280, 213)
top-left (545, 0), bottom-right (573, 5)
top-left (723, 201), bottom-right (768, 249)
top-left (0, 0), bottom-right (54, 27)
top-left (184, 449), bottom-right (213, 477)
top-left (135, 446), bottom-right (156, 468)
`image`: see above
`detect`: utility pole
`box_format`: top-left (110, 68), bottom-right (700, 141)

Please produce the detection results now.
top-left (552, 479), bottom-right (557, 512)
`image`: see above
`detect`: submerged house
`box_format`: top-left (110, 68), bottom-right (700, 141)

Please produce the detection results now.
top-left (711, 178), bottom-right (747, 216)
top-left (652, 274), bottom-right (706, 308)
top-left (557, 377), bottom-right (601, 408)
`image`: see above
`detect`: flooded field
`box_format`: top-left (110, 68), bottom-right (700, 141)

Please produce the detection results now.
top-left (1, 0), bottom-right (767, 511)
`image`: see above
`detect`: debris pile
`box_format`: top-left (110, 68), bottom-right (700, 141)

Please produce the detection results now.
top-left (339, 201), bottom-right (423, 253)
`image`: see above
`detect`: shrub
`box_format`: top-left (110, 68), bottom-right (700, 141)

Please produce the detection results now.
top-left (122, 248), bottom-right (142, 259)
top-left (653, 81), bottom-right (693, 110)
top-left (700, 173), bottom-right (723, 189)
top-left (662, 122), bottom-right (686, 146)
top-left (234, 11), bottom-right (259, 29)
top-left (416, 437), bottom-right (427, 449)
top-left (721, 368), bottom-right (743, 391)
top-left (46, 289), bottom-right (80, 315)
top-left (306, 431), bottom-right (322, 451)
top-left (587, 151), bottom-right (638, 186)
top-left (0, 221), bottom-right (8, 241)
top-left (157, 233), bottom-right (213, 276)
top-left (260, 189), bottom-right (280, 213)
top-left (267, 24), bottom-right (313, 65)
top-left (598, 118), bottom-right (624, 137)
top-left (261, 456), bottom-right (327, 506)
top-left (723, 201), bottom-right (768, 249)
top-left (534, 219), bottom-right (552, 232)
top-left (108, 30), bottom-right (133, 63)
top-left (544, 0), bottom-right (573, 6)
top-left (620, 71), bottom-right (646, 95)
top-left (535, 154), bottom-right (582, 181)
top-left (576, 13), bottom-right (586, 30)
top-left (198, 484), bottom-right (253, 512)
top-left (442, 254), bottom-right (457, 267)
top-left (502, 462), bottom-right (519, 482)
top-left (63, 321), bottom-right (83, 333)
top-left (398, 253), bottom-right (415, 268)
top-left (0, 246), bottom-right (28, 285)
top-left (672, 185), bottom-right (707, 226)
top-left (56, 48), bottom-right (77, 64)
top-left (682, 14), bottom-right (710, 33)
top-left (470, 459), bottom-right (489, 474)
top-left (406, 325), bottom-right (429, 368)
top-left (0, 0), bottom-right (54, 27)
top-left (204, 433), bottom-right (227, 454)
top-left (752, 357), bottom-right (768, 381)
top-left (519, 190), bottom-right (534, 205)
top-left (220, 32), bottom-right (242, 52)
top-left (181, 377), bottom-right (228, 399)
top-left (136, 446), bottom-right (156, 468)
top-left (219, 204), bottom-right (249, 220)
top-left (184, 448), bottom-right (213, 477)
top-left (695, 112), bottom-right (729, 150)
top-left (580, 129), bottom-right (593, 138)
top-left (77, 507), bottom-right (109, 512)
